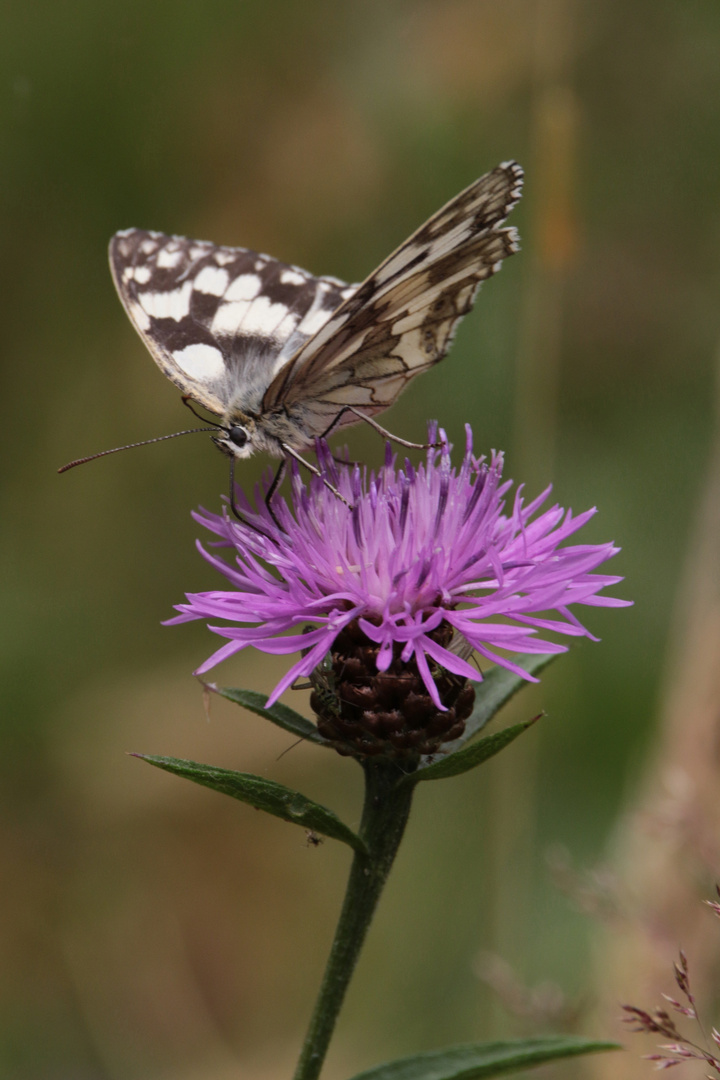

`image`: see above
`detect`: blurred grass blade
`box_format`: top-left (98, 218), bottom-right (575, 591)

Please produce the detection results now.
top-left (407, 716), bottom-right (541, 785)
top-left (204, 684), bottom-right (327, 744)
top-left (345, 1037), bottom-right (619, 1080)
top-left (135, 754), bottom-right (366, 853)
top-left (437, 654), bottom-right (557, 756)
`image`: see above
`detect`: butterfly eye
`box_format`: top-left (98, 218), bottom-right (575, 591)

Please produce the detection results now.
top-left (228, 426), bottom-right (248, 448)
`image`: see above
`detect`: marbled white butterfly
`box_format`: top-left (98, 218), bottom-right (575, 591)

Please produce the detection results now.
top-left (109, 161), bottom-right (523, 471)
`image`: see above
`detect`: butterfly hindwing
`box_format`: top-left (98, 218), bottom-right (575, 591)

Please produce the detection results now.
top-left (260, 162), bottom-right (523, 438)
top-left (109, 230), bottom-right (355, 420)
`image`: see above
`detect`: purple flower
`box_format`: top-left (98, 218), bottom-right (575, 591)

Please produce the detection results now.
top-left (168, 425), bottom-right (630, 710)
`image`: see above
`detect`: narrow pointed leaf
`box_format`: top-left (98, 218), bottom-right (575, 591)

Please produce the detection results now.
top-left (405, 716), bottom-right (541, 785)
top-left (204, 684), bottom-right (327, 745)
top-left (441, 653), bottom-right (557, 756)
top-left (345, 1037), bottom-right (619, 1080)
top-left (135, 754), bottom-right (366, 853)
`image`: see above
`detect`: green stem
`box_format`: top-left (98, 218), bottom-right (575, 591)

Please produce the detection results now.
top-left (292, 759), bottom-right (416, 1080)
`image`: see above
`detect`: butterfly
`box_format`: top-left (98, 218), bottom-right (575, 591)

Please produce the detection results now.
top-left (108, 161), bottom-right (522, 477)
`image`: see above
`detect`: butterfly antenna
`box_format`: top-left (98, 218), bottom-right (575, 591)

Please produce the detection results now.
top-left (58, 427), bottom-right (219, 473)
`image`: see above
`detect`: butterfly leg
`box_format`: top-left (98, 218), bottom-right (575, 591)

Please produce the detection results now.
top-left (319, 406), bottom-right (434, 466)
top-left (264, 458), bottom-right (287, 530)
top-left (343, 408), bottom-right (440, 451)
top-left (281, 444), bottom-right (352, 507)
top-left (228, 457), bottom-right (251, 524)
top-left (315, 415), bottom-right (360, 467)
top-left (227, 458), bottom-right (277, 539)
top-left (181, 394), bottom-right (223, 429)
top-left (331, 452), bottom-right (359, 468)
top-left (319, 409), bottom-right (353, 443)
top-left (324, 406), bottom-right (439, 450)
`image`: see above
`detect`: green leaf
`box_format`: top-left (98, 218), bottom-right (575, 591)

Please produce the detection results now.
top-left (204, 684), bottom-right (327, 745)
top-left (345, 1037), bottom-right (619, 1080)
top-left (135, 754), bottom-right (367, 853)
top-left (446, 654), bottom-right (557, 754)
top-left (406, 716), bottom-right (541, 784)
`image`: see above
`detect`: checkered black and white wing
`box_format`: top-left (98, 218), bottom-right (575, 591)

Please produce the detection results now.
top-left (262, 162), bottom-right (523, 438)
top-left (109, 230), bottom-right (356, 419)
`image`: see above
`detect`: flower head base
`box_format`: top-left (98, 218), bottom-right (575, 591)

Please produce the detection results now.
top-left (168, 425), bottom-right (630, 759)
top-left (308, 618), bottom-right (476, 757)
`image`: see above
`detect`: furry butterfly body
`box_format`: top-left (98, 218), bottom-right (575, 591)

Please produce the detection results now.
top-left (109, 162), bottom-right (523, 462)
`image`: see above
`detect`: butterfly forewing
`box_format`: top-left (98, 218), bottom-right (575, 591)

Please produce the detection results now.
top-left (261, 161), bottom-right (523, 438)
top-left (109, 230), bottom-right (355, 421)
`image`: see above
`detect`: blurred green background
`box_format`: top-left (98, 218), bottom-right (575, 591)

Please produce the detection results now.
top-left (2, 1), bottom-right (719, 1077)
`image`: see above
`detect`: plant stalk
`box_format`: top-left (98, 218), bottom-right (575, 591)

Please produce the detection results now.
top-left (292, 758), bottom-right (415, 1080)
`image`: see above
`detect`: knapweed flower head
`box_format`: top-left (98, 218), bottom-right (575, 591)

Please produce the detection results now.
top-left (169, 425), bottom-right (629, 758)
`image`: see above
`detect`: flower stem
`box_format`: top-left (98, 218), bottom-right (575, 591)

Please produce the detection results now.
top-left (292, 759), bottom-right (416, 1080)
